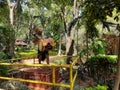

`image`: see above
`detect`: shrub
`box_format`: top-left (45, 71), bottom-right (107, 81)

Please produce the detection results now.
top-left (0, 52), bottom-right (7, 59)
top-left (86, 85), bottom-right (108, 90)
top-left (86, 55), bottom-right (117, 85)
top-left (0, 66), bottom-right (9, 76)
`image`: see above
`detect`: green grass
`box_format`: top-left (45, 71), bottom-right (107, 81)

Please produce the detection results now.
top-left (86, 85), bottom-right (108, 90)
top-left (16, 49), bottom-right (37, 58)
top-left (49, 51), bottom-right (58, 56)
top-left (16, 49), bottom-right (58, 59)
top-left (52, 56), bottom-right (78, 64)
top-left (52, 57), bottom-right (67, 64)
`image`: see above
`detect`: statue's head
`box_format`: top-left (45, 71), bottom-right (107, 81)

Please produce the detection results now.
top-left (31, 25), bottom-right (42, 36)
top-left (31, 25), bottom-right (43, 44)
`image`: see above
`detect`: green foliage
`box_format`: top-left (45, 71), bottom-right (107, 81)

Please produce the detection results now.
top-left (91, 39), bottom-right (106, 55)
top-left (0, 25), bottom-right (12, 45)
top-left (88, 55), bottom-right (117, 64)
top-left (0, 66), bottom-right (9, 76)
top-left (86, 21), bottom-right (99, 39)
top-left (0, 53), bottom-right (11, 76)
top-left (86, 85), bottom-right (108, 90)
top-left (79, 38), bottom-right (106, 58)
top-left (82, 0), bottom-right (120, 32)
top-left (83, 0), bottom-right (120, 21)
top-left (0, 3), bottom-right (9, 23)
top-left (86, 55), bottom-right (117, 85)
top-left (0, 24), bottom-right (15, 58)
top-left (0, 52), bottom-right (7, 59)
top-left (79, 49), bottom-right (88, 56)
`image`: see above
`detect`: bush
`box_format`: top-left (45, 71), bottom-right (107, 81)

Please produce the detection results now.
top-left (0, 52), bottom-right (7, 59)
top-left (88, 55), bottom-right (117, 64)
top-left (86, 85), bottom-right (108, 90)
top-left (0, 66), bottom-right (9, 76)
top-left (86, 55), bottom-right (117, 85)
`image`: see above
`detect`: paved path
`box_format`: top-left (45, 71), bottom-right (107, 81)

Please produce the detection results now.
top-left (20, 55), bottom-right (65, 64)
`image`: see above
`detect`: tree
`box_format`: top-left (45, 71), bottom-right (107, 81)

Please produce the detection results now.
top-left (82, 0), bottom-right (120, 89)
top-left (5, 0), bottom-right (23, 57)
top-left (114, 24), bottom-right (120, 90)
top-left (0, 0), bottom-right (15, 58)
top-left (52, 0), bottom-right (82, 63)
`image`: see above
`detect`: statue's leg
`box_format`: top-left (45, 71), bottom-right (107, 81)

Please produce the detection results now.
top-left (46, 55), bottom-right (49, 64)
top-left (38, 50), bottom-right (42, 64)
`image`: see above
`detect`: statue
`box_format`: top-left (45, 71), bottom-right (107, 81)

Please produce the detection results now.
top-left (32, 25), bottom-right (55, 64)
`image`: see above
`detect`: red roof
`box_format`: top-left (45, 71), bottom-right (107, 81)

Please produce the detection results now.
top-left (15, 39), bottom-right (27, 46)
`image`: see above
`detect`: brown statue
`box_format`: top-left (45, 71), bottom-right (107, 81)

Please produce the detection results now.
top-left (32, 25), bottom-right (55, 64)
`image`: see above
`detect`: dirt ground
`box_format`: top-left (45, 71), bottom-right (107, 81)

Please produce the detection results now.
top-left (20, 55), bottom-right (65, 64)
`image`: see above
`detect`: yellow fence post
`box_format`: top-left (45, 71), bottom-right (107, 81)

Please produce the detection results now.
top-left (52, 66), bottom-right (55, 84)
top-left (70, 64), bottom-right (73, 90)
top-left (52, 66), bottom-right (56, 89)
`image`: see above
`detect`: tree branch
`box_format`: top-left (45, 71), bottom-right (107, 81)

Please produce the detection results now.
top-left (68, 15), bottom-right (81, 32)
top-left (14, 0), bottom-right (20, 12)
top-left (7, 0), bottom-right (10, 7)
top-left (61, 8), bottom-right (67, 33)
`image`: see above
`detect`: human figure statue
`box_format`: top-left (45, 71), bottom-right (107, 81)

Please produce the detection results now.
top-left (32, 25), bottom-right (55, 64)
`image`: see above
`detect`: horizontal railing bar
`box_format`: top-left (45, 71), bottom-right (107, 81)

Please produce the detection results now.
top-left (0, 76), bottom-right (70, 88)
top-left (0, 63), bottom-right (70, 68)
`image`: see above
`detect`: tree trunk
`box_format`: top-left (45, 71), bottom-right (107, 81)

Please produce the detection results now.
top-left (58, 32), bottom-right (62, 56)
top-left (9, 31), bottom-right (15, 58)
top-left (28, 22), bottom-right (34, 48)
top-left (6, 0), bottom-right (15, 57)
top-left (66, 35), bottom-right (74, 64)
top-left (7, 0), bottom-right (20, 58)
top-left (86, 31), bottom-right (89, 61)
top-left (113, 35), bottom-right (120, 90)
top-left (76, 28), bottom-right (78, 55)
top-left (65, 0), bottom-right (81, 64)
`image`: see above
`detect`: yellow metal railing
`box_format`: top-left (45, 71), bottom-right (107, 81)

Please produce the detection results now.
top-left (0, 57), bottom-right (79, 90)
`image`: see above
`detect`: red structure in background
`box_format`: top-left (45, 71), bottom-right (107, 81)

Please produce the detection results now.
top-left (21, 67), bottom-right (62, 90)
top-left (15, 39), bottom-right (27, 47)
top-left (102, 34), bottom-right (119, 55)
